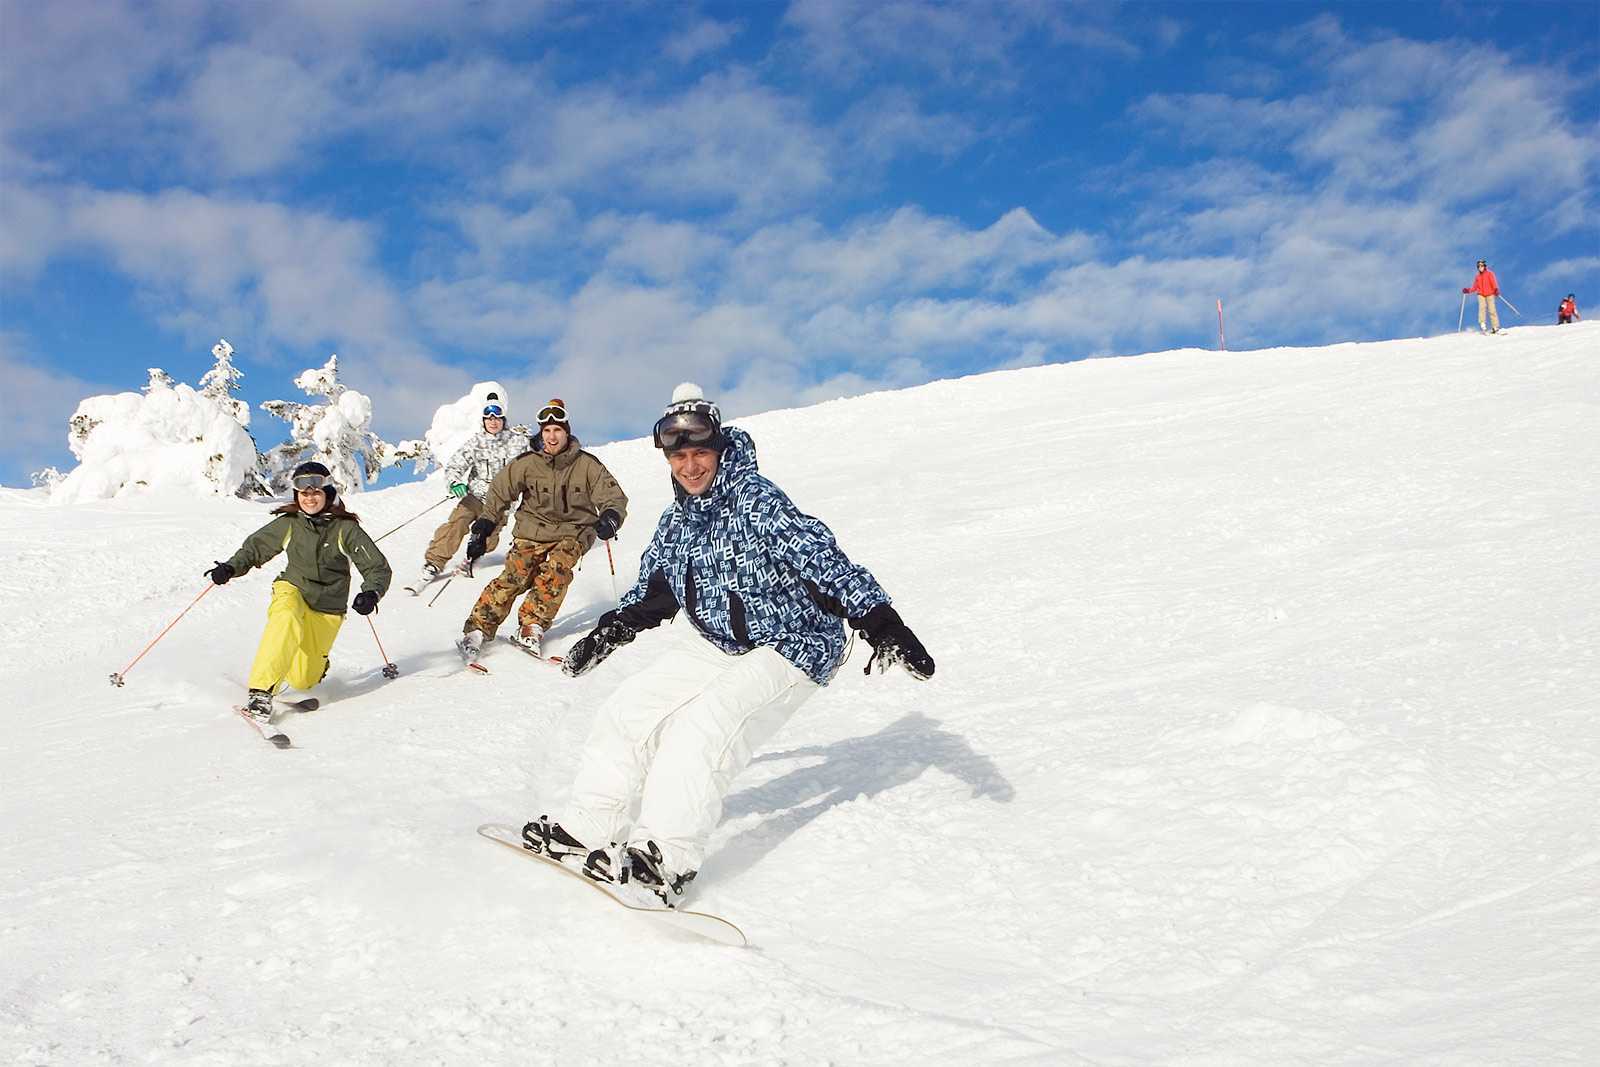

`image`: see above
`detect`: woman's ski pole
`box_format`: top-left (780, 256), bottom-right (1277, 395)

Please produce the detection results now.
top-left (373, 496), bottom-right (451, 544)
top-left (110, 583), bottom-right (215, 687)
top-left (427, 577), bottom-right (452, 607)
top-left (1498, 294), bottom-right (1521, 317)
top-left (1458, 292), bottom-right (1467, 332)
top-left (366, 616), bottom-right (400, 679)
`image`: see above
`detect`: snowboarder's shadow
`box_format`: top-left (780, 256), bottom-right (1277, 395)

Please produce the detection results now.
top-left (709, 711), bottom-right (1014, 883)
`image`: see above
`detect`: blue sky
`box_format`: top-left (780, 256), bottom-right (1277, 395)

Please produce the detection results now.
top-left (3, 0), bottom-right (1596, 487)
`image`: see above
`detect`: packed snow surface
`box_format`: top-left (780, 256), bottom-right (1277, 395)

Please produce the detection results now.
top-left (3, 325), bottom-right (1597, 1064)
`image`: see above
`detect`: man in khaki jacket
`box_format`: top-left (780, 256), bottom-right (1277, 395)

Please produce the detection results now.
top-left (456, 398), bottom-right (628, 663)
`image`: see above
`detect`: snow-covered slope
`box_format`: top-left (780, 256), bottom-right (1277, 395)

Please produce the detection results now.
top-left (3, 324), bottom-right (1598, 1064)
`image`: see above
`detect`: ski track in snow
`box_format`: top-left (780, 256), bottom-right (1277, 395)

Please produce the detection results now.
top-left (3, 325), bottom-right (1599, 1064)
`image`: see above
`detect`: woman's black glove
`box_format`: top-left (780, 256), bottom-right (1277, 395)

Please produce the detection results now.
top-left (560, 614), bottom-right (637, 677)
top-left (853, 603), bottom-right (935, 680)
top-left (593, 509), bottom-right (622, 541)
top-left (205, 561), bottom-right (236, 586)
top-left (465, 518), bottom-right (495, 562)
top-left (352, 590), bottom-right (380, 615)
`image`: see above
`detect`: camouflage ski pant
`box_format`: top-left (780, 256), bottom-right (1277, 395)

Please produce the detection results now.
top-left (464, 537), bottom-right (583, 638)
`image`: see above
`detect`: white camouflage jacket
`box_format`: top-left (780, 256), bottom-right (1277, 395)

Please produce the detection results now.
top-left (444, 428), bottom-right (533, 499)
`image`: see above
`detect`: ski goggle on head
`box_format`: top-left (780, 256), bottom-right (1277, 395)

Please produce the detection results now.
top-left (482, 404), bottom-right (505, 419)
top-left (292, 472), bottom-right (331, 491)
top-left (653, 410), bottom-right (721, 453)
top-left (537, 404), bottom-right (568, 426)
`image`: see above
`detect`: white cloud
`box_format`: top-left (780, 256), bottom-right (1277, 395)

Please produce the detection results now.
top-left (663, 18), bottom-right (740, 64)
top-left (413, 276), bottom-right (569, 351)
top-left (0, 334), bottom-right (112, 479)
top-left (179, 46), bottom-right (346, 177)
top-left (836, 87), bottom-right (980, 165)
top-left (500, 71), bottom-right (833, 217)
top-left (781, 0), bottom-right (1137, 87)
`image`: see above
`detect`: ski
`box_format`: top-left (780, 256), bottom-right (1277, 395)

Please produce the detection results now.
top-left (404, 561), bottom-right (471, 596)
top-left (233, 706), bottom-right (291, 749)
top-left (476, 823), bottom-right (746, 946)
top-left (466, 662), bottom-right (490, 675)
top-left (282, 697), bottom-right (319, 712)
top-left (501, 635), bottom-right (563, 667)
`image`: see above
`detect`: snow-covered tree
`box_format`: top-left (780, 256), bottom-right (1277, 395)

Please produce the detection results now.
top-left (50, 363), bottom-right (261, 504)
top-left (259, 354), bottom-right (395, 495)
top-left (199, 339), bottom-right (250, 426)
top-left (29, 467), bottom-right (65, 490)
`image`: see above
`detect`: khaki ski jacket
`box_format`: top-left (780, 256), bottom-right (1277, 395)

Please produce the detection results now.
top-left (479, 436), bottom-right (628, 552)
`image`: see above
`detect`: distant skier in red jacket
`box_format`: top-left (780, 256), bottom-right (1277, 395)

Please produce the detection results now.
top-left (1462, 259), bottom-right (1501, 333)
top-left (1557, 294), bottom-right (1580, 325)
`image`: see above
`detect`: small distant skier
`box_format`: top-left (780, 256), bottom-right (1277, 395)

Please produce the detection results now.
top-left (456, 399), bottom-right (628, 662)
top-left (1557, 294), bottom-right (1580, 325)
top-left (1463, 259), bottom-right (1502, 333)
top-left (206, 461), bottom-right (392, 723)
top-left (522, 384), bottom-right (936, 907)
top-left (405, 392), bottom-right (530, 594)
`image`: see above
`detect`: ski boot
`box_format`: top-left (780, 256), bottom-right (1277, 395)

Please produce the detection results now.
top-left (455, 629), bottom-right (485, 664)
top-left (508, 623), bottom-right (544, 657)
top-left (243, 688), bottom-right (274, 724)
top-left (522, 815), bottom-right (590, 863)
top-left (621, 840), bottom-right (696, 908)
top-left (404, 562), bottom-right (441, 596)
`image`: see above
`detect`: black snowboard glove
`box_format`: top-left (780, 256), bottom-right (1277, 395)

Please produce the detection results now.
top-left (853, 603), bottom-right (935, 680)
top-left (352, 590), bottom-right (380, 615)
top-left (465, 517), bottom-right (495, 562)
top-left (205, 561), bottom-right (236, 586)
top-left (560, 614), bottom-right (638, 678)
top-left (593, 509), bottom-right (622, 541)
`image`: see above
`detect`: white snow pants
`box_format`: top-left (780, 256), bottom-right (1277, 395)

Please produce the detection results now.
top-left (562, 628), bottom-right (818, 876)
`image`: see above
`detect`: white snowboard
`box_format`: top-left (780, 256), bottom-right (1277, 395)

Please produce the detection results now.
top-left (476, 822), bottom-right (747, 947)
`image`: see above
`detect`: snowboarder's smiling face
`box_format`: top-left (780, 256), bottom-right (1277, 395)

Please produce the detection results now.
top-left (541, 423), bottom-right (569, 454)
top-left (296, 486), bottom-right (327, 515)
top-left (483, 414), bottom-right (505, 432)
top-left (667, 446), bottom-right (718, 496)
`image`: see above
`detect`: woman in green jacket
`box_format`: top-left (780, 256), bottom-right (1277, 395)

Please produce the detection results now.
top-left (206, 461), bottom-right (392, 723)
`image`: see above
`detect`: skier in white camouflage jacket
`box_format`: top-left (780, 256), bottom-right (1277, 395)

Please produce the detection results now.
top-left (406, 394), bottom-right (531, 593)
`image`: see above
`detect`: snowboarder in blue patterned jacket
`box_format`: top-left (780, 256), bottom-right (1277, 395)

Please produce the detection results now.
top-left (525, 383), bottom-right (935, 907)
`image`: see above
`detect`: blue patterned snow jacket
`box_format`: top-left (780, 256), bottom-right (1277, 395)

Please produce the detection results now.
top-left (610, 426), bottom-right (889, 685)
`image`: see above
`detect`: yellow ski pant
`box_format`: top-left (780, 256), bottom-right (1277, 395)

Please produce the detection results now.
top-left (247, 581), bottom-right (344, 692)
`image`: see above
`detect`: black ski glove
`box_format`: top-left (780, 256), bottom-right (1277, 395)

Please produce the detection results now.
top-left (352, 590), bottom-right (380, 615)
top-left (465, 518), bottom-right (495, 562)
top-left (593, 509), bottom-right (622, 541)
top-left (853, 603), bottom-right (935, 680)
top-left (205, 561), bottom-right (236, 586)
top-left (560, 614), bottom-right (637, 678)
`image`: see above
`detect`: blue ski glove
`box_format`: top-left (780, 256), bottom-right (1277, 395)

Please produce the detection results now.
top-left (449, 482), bottom-right (469, 499)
